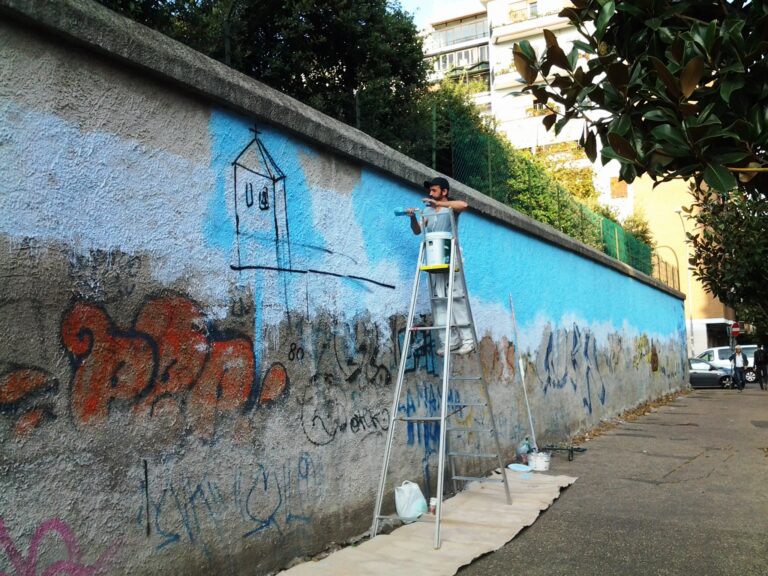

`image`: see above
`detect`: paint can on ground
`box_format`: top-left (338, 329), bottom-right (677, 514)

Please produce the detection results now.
top-left (528, 451), bottom-right (551, 471)
top-left (424, 232), bottom-right (452, 268)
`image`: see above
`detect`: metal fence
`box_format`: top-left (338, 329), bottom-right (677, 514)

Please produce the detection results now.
top-left (651, 253), bottom-right (680, 291)
top-left (445, 119), bottom-right (654, 275)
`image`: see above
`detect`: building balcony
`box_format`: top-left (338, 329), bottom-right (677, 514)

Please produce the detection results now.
top-left (493, 70), bottom-right (522, 90)
top-left (490, 12), bottom-right (569, 44)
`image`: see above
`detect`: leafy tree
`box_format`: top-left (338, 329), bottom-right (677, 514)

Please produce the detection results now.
top-left (533, 141), bottom-right (597, 202)
top-left (98, 0), bottom-right (430, 151)
top-left (621, 209), bottom-right (655, 248)
top-left (512, 0), bottom-right (768, 319)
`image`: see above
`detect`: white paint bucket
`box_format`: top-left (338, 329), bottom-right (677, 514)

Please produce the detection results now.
top-left (424, 232), bottom-right (452, 269)
top-left (528, 451), bottom-right (551, 471)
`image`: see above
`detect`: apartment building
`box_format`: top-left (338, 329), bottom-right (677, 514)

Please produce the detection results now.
top-left (421, 0), bottom-right (736, 354)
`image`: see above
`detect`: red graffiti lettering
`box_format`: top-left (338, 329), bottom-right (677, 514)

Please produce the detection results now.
top-left (190, 338), bottom-right (254, 437)
top-left (0, 368), bottom-right (58, 436)
top-left (59, 296), bottom-right (262, 438)
top-left (0, 369), bottom-right (49, 404)
top-left (259, 363), bottom-right (288, 404)
top-left (61, 302), bottom-right (154, 423)
top-left (134, 297), bottom-right (208, 411)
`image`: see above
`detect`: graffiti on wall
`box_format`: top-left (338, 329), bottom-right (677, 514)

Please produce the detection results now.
top-left (138, 453), bottom-right (319, 560)
top-left (1, 295), bottom-right (289, 439)
top-left (532, 322), bottom-right (684, 415)
top-left (298, 317), bottom-right (393, 446)
top-left (0, 517), bottom-right (114, 576)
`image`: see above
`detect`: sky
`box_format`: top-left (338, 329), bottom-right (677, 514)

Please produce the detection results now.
top-left (398, 0), bottom-right (485, 30)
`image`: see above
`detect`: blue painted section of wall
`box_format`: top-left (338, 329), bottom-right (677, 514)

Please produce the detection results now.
top-left (460, 214), bottom-right (682, 339)
top-left (202, 106), bottom-right (682, 347)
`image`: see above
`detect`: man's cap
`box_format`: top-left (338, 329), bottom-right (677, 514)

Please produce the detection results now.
top-left (424, 176), bottom-right (450, 191)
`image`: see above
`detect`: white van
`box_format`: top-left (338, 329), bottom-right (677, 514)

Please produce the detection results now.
top-left (696, 345), bottom-right (757, 383)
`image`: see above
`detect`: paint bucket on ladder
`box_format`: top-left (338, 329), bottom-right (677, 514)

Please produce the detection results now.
top-left (424, 232), bottom-right (452, 269)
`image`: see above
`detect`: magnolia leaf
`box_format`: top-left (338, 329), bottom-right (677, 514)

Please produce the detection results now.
top-left (531, 86), bottom-right (550, 104)
top-left (649, 57), bottom-right (681, 99)
top-left (595, 0), bottom-right (616, 39)
top-left (680, 56), bottom-right (704, 99)
top-left (567, 46), bottom-right (579, 70)
top-left (651, 124), bottom-right (689, 148)
top-left (542, 113), bottom-right (557, 131)
top-left (572, 39), bottom-right (595, 54)
top-left (703, 162), bottom-right (737, 192)
top-left (584, 130), bottom-right (597, 162)
top-left (619, 161), bottom-right (637, 183)
top-left (643, 108), bottom-right (677, 123)
top-left (606, 62), bottom-right (630, 90)
top-left (720, 76), bottom-right (745, 104)
top-left (712, 150), bottom-right (751, 164)
top-left (513, 47), bottom-right (538, 85)
top-left (516, 39), bottom-right (536, 61)
top-left (608, 132), bottom-right (637, 161)
top-left (668, 38), bottom-right (684, 64)
top-left (543, 29), bottom-right (558, 49)
top-left (559, 7), bottom-right (581, 21)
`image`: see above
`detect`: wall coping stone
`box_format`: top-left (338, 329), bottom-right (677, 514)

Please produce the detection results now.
top-left (0, 0), bottom-right (683, 300)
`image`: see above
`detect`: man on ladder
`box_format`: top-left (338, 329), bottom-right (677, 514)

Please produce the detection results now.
top-left (373, 175), bottom-right (510, 549)
top-left (406, 176), bottom-right (475, 355)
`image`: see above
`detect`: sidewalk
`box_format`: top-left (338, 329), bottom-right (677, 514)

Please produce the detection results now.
top-left (458, 385), bottom-right (768, 576)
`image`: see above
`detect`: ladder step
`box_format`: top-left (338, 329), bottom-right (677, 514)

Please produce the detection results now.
top-left (448, 451), bottom-right (498, 458)
top-left (446, 427), bottom-right (494, 433)
top-left (409, 323), bottom-right (472, 332)
top-left (448, 376), bottom-right (482, 381)
top-left (396, 416), bottom-right (442, 422)
top-left (452, 475), bottom-right (505, 483)
top-left (430, 295), bottom-right (467, 301)
top-left (447, 400), bottom-right (487, 407)
top-left (419, 264), bottom-right (451, 272)
top-left (375, 513), bottom-right (435, 523)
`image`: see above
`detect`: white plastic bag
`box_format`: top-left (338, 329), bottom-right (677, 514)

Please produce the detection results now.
top-left (395, 480), bottom-right (427, 522)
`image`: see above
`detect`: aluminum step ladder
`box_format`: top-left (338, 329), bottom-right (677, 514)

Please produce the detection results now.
top-left (371, 207), bottom-right (511, 549)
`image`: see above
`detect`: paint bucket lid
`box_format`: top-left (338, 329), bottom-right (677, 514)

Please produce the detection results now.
top-left (425, 231), bottom-right (452, 240)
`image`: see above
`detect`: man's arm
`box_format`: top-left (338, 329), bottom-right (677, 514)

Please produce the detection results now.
top-left (409, 212), bottom-right (421, 235)
top-left (423, 198), bottom-right (468, 213)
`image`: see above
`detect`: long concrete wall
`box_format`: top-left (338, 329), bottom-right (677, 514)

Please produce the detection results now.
top-left (0, 1), bottom-right (686, 574)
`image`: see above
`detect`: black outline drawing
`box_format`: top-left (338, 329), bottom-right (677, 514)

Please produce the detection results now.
top-left (229, 127), bottom-right (394, 290)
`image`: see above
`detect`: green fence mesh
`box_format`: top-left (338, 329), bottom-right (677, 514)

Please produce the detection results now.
top-left (447, 118), bottom-right (653, 276)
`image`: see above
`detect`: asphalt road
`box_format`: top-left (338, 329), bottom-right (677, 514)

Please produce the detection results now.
top-left (458, 384), bottom-right (768, 576)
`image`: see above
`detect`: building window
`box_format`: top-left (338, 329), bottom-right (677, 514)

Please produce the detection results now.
top-left (433, 17), bottom-right (488, 48)
top-left (432, 45), bottom-right (489, 73)
top-left (610, 177), bottom-right (628, 199)
top-left (529, 1), bottom-right (538, 18)
top-left (525, 101), bottom-right (549, 117)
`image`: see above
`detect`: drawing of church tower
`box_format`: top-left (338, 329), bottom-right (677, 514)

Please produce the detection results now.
top-left (231, 129), bottom-right (291, 271)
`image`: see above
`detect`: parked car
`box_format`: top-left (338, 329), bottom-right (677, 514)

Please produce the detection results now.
top-left (695, 345), bottom-right (757, 383)
top-left (688, 358), bottom-right (732, 388)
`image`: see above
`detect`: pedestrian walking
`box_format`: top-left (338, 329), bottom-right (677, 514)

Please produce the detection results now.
top-left (729, 345), bottom-right (748, 391)
top-left (753, 344), bottom-right (767, 390)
